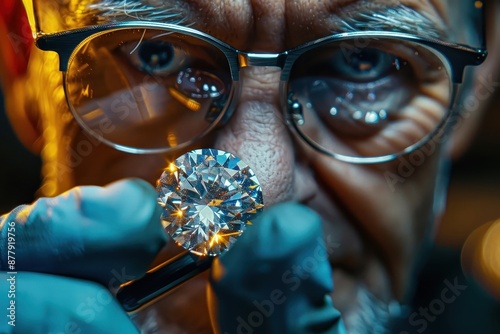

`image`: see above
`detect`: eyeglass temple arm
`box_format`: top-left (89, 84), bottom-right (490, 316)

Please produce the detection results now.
top-left (432, 43), bottom-right (487, 83)
top-left (36, 27), bottom-right (111, 71)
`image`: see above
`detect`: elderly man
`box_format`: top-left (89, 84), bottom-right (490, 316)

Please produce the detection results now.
top-left (0, 0), bottom-right (498, 333)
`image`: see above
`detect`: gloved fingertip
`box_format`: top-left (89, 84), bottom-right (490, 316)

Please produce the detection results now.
top-left (255, 202), bottom-right (324, 258)
top-left (107, 178), bottom-right (157, 197)
top-left (82, 178), bottom-right (165, 237)
top-left (222, 202), bottom-right (323, 264)
top-left (99, 178), bottom-right (158, 211)
top-left (296, 295), bottom-right (348, 334)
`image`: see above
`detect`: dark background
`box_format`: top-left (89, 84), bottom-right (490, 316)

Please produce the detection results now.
top-left (0, 91), bottom-right (41, 211)
top-left (1, 86), bottom-right (499, 332)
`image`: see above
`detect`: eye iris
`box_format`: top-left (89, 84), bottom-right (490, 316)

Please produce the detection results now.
top-left (138, 41), bottom-right (174, 70)
top-left (350, 50), bottom-right (379, 73)
top-left (335, 49), bottom-right (395, 81)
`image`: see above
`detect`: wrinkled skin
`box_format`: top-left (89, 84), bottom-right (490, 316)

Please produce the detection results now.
top-left (2, 0), bottom-right (499, 332)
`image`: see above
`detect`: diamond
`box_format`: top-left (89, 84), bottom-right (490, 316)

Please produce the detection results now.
top-left (157, 148), bottom-right (264, 256)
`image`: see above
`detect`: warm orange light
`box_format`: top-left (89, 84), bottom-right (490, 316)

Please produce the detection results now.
top-left (168, 87), bottom-right (200, 111)
top-left (480, 220), bottom-right (500, 282)
top-left (81, 83), bottom-right (91, 98)
top-left (462, 219), bottom-right (500, 300)
top-left (219, 231), bottom-right (242, 237)
top-left (208, 199), bottom-right (223, 207)
top-left (167, 133), bottom-right (178, 147)
top-left (209, 233), bottom-right (220, 248)
top-left (166, 162), bottom-right (177, 173)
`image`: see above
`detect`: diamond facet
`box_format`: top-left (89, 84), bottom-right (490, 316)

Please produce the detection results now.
top-left (157, 149), bottom-right (264, 256)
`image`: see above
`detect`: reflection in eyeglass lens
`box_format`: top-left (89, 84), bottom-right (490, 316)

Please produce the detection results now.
top-left (288, 38), bottom-right (451, 159)
top-left (65, 28), bottom-right (232, 151)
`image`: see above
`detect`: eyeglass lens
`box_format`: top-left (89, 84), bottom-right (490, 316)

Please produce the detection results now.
top-left (66, 28), bottom-right (233, 151)
top-left (65, 28), bottom-right (452, 158)
top-left (287, 37), bottom-right (452, 159)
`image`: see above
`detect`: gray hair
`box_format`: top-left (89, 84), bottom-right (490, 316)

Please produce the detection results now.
top-left (87, 0), bottom-right (190, 25)
top-left (336, 3), bottom-right (446, 40)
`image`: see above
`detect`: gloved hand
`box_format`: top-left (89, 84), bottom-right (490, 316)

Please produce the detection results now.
top-left (0, 179), bottom-right (167, 334)
top-left (0, 271), bottom-right (140, 334)
top-left (209, 202), bottom-right (347, 334)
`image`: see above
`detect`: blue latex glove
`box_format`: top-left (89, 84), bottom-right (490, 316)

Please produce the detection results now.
top-left (209, 202), bottom-right (347, 334)
top-left (0, 179), bottom-right (167, 333)
top-left (0, 271), bottom-right (139, 333)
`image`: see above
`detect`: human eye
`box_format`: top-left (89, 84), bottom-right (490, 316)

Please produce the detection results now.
top-left (122, 38), bottom-right (189, 76)
top-left (304, 46), bottom-right (411, 137)
top-left (65, 28), bottom-right (233, 151)
top-left (288, 37), bottom-right (451, 159)
top-left (313, 47), bottom-right (400, 83)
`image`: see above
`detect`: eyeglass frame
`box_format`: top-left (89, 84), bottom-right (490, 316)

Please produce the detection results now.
top-left (35, 20), bottom-right (487, 164)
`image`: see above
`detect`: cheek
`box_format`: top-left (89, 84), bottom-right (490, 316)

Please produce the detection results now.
top-left (318, 147), bottom-right (441, 228)
top-left (67, 129), bottom-right (168, 187)
top-left (311, 146), bottom-right (443, 296)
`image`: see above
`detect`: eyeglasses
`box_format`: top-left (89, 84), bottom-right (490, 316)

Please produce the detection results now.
top-left (36, 21), bottom-right (487, 163)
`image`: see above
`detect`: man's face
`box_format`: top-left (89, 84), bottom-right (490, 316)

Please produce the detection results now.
top-left (18, 0), bottom-right (461, 332)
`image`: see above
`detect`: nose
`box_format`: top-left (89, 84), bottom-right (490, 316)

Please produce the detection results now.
top-left (212, 66), bottom-right (316, 206)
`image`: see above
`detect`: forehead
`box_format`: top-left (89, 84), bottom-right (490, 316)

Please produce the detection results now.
top-left (30, 0), bottom-right (484, 49)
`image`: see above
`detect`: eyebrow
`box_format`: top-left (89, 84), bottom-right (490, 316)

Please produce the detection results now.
top-left (333, 4), bottom-right (448, 40)
top-left (87, 0), bottom-right (447, 41)
top-left (87, 0), bottom-right (191, 25)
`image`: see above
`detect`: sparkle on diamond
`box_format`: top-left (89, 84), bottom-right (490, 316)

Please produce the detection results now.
top-left (157, 149), bottom-right (264, 256)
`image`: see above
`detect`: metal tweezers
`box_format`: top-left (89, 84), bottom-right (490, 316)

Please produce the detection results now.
top-left (116, 251), bottom-right (213, 312)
